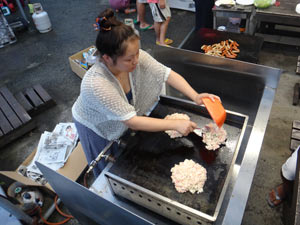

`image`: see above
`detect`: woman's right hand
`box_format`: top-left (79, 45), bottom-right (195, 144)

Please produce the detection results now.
top-left (174, 120), bottom-right (197, 136)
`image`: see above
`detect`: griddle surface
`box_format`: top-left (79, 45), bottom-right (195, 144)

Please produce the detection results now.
top-left (181, 28), bottom-right (264, 63)
top-left (109, 99), bottom-right (244, 216)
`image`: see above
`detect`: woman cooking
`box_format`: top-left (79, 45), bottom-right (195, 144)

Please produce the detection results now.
top-left (72, 8), bottom-right (220, 177)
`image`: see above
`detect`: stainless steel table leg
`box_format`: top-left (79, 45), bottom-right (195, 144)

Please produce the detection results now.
top-left (245, 18), bottom-right (250, 34)
top-left (213, 12), bottom-right (217, 29)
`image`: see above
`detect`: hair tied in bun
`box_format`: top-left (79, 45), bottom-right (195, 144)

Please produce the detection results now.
top-left (93, 17), bottom-right (112, 31)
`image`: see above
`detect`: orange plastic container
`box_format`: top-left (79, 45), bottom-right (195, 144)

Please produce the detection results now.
top-left (202, 97), bottom-right (226, 128)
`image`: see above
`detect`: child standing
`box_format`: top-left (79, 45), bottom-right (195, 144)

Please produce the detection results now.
top-left (148, 0), bottom-right (173, 46)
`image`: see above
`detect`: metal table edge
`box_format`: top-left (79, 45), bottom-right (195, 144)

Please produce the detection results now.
top-left (221, 86), bottom-right (277, 225)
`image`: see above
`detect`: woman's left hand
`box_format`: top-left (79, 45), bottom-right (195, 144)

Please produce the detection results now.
top-left (194, 93), bottom-right (220, 105)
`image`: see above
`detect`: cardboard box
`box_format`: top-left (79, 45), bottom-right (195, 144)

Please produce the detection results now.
top-left (0, 143), bottom-right (87, 193)
top-left (69, 46), bottom-right (95, 79)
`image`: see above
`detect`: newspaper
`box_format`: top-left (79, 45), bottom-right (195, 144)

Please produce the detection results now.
top-left (24, 123), bottom-right (79, 184)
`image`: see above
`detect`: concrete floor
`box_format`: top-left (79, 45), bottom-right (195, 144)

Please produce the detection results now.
top-left (0, 0), bottom-right (300, 224)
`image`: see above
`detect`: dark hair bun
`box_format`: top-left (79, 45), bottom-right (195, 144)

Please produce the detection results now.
top-left (97, 8), bottom-right (115, 31)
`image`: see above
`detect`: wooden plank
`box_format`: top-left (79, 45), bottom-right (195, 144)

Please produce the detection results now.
top-left (293, 83), bottom-right (300, 106)
top-left (25, 87), bottom-right (43, 107)
top-left (293, 120), bottom-right (300, 130)
top-left (0, 109), bottom-right (13, 134)
top-left (0, 120), bottom-right (36, 148)
top-left (291, 139), bottom-right (300, 151)
top-left (292, 129), bottom-right (300, 140)
top-left (33, 84), bottom-right (52, 103)
top-left (0, 95), bottom-right (22, 129)
top-left (14, 92), bottom-right (34, 113)
top-left (0, 87), bottom-right (31, 123)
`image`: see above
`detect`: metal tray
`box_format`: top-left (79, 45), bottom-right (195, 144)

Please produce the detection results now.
top-left (106, 96), bottom-right (248, 224)
top-left (179, 28), bottom-right (264, 63)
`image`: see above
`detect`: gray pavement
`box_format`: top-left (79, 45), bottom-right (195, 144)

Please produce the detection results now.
top-left (0, 0), bottom-right (300, 224)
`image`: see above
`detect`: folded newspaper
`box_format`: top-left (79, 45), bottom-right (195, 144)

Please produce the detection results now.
top-left (23, 123), bottom-right (79, 184)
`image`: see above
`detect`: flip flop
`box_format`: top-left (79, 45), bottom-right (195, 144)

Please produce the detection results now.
top-left (124, 8), bottom-right (136, 14)
top-left (140, 24), bottom-right (154, 31)
top-left (156, 39), bottom-right (173, 46)
top-left (156, 42), bottom-right (171, 47)
top-left (134, 19), bottom-right (140, 24)
top-left (164, 38), bottom-right (173, 45)
top-left (267, 186), bottom-right (285, 208)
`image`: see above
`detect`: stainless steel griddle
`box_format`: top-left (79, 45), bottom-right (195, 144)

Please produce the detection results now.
top-left (105, 96), bottom-right (248, 225)
top-left (38, 47), bottom-right (281, 225)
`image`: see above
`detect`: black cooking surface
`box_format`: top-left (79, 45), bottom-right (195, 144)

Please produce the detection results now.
top-left (180, 28), bottom-right (264, 63)
top-left (109, 97), bottom-right (245, 216)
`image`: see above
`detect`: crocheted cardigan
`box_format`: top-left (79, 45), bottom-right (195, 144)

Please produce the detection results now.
top-left (72, 49), bottom-right (171, 140)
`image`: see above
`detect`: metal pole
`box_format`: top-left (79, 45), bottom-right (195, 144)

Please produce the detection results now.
top-left (15, 0), bottom-right (30, 25)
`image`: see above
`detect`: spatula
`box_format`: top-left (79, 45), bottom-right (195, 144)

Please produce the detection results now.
top-left (202, 97), bottom-right (226, 128)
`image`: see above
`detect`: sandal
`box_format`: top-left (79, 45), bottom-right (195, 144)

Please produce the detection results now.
top-left (140, 24), bottom-right (154, 31)
top-left (156, 42), bottom-right (171, 47)
top-left (267, 185), bottom-right (286, 208)
top-left (156, 38), bottom-right (173, 46)
top-left (124, 8), bottom-right (136, 14)
top-left (164, 38), bottom-right (173, 45)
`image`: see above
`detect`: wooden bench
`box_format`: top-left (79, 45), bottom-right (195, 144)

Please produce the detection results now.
top-left (14, 84), bottom-right (56, 117)
top-left (0, 87), bottom-right (36, 148)
top-left (291, 120), bottom-right (300, 151)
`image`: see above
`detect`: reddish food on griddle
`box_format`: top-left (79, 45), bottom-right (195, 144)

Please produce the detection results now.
top-left (202, 123), bottom-right (227, 150)
top-left (164, 113), bottom-right (190, 138)
top-left (201, 39), bottom-right (240, 59)
top-left (171, 159), bottom-right (207, 194)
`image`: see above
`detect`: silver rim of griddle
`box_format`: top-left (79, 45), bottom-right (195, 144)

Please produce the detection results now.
top-left (105, 172), bottom-right (213, 225)
top-left (105, 96), bottom-right (249, 225)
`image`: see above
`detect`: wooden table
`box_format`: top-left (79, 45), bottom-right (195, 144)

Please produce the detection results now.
top-left (255, 0), bottom-right (300, 27)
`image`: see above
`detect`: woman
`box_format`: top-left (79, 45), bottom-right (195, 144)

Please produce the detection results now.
top-left (72, 8), bottom-right (219, 177)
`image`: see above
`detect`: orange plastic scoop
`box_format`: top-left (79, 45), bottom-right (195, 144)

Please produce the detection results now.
top-left (202, 97), bottom-right (226, 128)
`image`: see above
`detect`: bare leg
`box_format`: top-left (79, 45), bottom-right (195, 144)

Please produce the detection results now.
top-left (268, 172), bottom-right (293, 207)
top-left (136, 2), bottom-right (153, 29)
top-left (159, 17), bottom-right (171, 45)
top-left (154, 22), bottom-right (161, 43)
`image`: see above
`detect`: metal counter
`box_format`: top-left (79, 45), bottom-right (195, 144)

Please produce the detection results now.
top-left (37, 47), bottom-right (281, 225)
top-left (90, 47), bottom-right (281, 225)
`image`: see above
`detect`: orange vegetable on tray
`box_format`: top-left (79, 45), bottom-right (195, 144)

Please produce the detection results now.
top-left (201, 39), bottom-right (240, 59)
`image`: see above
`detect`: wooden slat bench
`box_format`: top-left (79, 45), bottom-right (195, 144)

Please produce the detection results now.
top-left (0, 86), bottom-right (36, 148)
top-left (291, 120), bottom-right (300, 151)
top-left (14, 84), bottom-right (56, 116)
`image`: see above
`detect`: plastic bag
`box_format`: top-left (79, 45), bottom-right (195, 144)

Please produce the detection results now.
top-left (254, 0), bottom-right (272, 8)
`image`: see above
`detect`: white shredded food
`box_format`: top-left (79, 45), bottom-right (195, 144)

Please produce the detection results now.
top-left (164, 113), bottom-right (190, 138)
top-left (171, 159), bottom-right (207, 194)
top-left (202, 123), bottom-right (227, 150)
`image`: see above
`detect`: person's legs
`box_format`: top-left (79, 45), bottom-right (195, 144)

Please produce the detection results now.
top-left (268, 174), bottom-right (294, 207)
top-left (154, 21), bottom-right (161, 43)
top-left (136, 0), bottom-right (153, 29)
top-left (74, 119), bottom-right (117, 178)
top-left (159, 17), bottom-right (170, 45)
top-left (268, 146), bottom-right (299, 207)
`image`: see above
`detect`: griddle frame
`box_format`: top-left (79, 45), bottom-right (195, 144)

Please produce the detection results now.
top-left (105, 96), bottom-right (248, 224)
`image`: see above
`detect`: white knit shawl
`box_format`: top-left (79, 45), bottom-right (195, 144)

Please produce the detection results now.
top-left (72, 49), bottom-right (171, 140)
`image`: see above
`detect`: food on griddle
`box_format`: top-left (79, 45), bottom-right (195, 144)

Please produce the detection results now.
top-left (202, 123), bottom-right (227, 151)
top-left (201, 39), bottom-right (240, 59)
top-left (164, 113), bottom-right (190, 138)
top-left (171, 159), bottom-right (207, 194)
